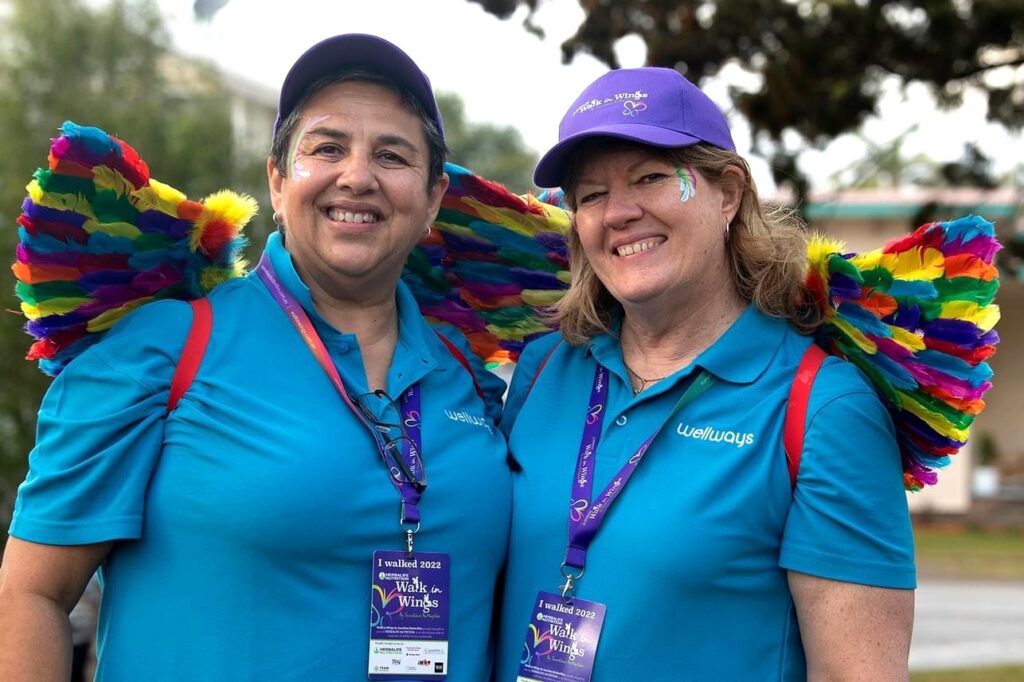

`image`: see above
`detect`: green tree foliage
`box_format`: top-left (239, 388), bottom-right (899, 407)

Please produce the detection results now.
top-left (0, 0), bottom-right (267, 534)
top-left (476, 0), bottom-right (1023, 141)
top-left (473, 0), bottom-right (1022, 193)
top-left (832, 125), bottom-right (940, 189)
top-left (437, 92), bottom-right (538, 193)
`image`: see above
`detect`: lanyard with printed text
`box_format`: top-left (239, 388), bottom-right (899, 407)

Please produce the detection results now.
top-left (560, 364), bottom-right (714, 599)
top-left (256, 256), bottom-right (426, 548)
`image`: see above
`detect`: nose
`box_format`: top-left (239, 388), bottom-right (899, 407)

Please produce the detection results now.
top-left (335, 154), bottom-right (379, 194)
top-left (601, 187), bottom-right (643, 230)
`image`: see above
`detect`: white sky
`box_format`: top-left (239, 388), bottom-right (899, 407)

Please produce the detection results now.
top-left (158, 0), bottom-right (1023, 192)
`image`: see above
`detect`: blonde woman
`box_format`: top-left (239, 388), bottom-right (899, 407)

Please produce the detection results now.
top-left (497, 67), bottom-right (914, 682)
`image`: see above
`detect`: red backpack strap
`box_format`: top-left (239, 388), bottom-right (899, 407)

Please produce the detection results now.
top-left (783, 343), bottom-right (828, 489)
top-left (433, 330), bottom-right (484, 401)
top-left (167, 298), bottom-right (212, 414)
top-left (525, 341), bottom-right (559, 400)
top-left (434, 334), bottom-right (559, 407)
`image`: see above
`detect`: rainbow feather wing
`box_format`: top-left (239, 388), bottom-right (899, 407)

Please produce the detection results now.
top-left (12, 125), bottom-right (1001, 493)
top-left (404, 163), bottom-right (571, 366)
top-left (807, 216), bottom-right (1001, 491)
top-left (14, 121), bottom-right (257, 376)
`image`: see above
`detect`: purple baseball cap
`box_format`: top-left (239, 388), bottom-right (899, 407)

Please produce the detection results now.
top-left (533, 67), bottom-right (735, 188)
top-left (274, 33), bottom-right (443, 139)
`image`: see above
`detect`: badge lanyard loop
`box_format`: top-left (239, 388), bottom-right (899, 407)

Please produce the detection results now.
top-left (560, 365), bottom-right (714, 601)
top-left (256, 256), bottom-right (425, 549)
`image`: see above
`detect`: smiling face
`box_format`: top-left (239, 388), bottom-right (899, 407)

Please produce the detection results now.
top-left (268, 80), bottom-right (448, 301)
top-left (569, 143), bottom-right (741, 316)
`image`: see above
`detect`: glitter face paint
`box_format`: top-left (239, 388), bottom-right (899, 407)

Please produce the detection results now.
top-left (287, 114), bottom-right (330, 179)
top-left (674, 165), bottom-right (697, 204)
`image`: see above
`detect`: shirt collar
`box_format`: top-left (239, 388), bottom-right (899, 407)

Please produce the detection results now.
top-left (588, 305), bottom-right (787, 386)
top-left (264, 230), bottom-right (318, 316)
top-left (692, 305), bottom-right (787, 384)
top-left (261, 231), bottom-right (440, 383)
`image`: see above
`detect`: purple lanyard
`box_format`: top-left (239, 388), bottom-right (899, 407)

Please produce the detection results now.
top-left (560, 365), bottom-right (713, 598)
top-left (256, 256), bottom-right (425, 534)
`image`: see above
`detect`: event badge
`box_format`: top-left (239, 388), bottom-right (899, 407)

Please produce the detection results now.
top-left (517, 591), bottom-right (606, 682)
top-left (368, 551), bottom-right (450, 680)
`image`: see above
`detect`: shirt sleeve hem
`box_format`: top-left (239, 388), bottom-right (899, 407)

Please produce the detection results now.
top-left (9, 514), bottom-right (142, 545)
top-left (780, 544), bottom-right (917, 589)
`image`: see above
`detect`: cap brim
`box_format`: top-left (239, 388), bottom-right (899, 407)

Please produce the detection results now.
top-left (533, 124), bottom-right (704, 189)
top-left (276, 34), bottom-right (440, 135)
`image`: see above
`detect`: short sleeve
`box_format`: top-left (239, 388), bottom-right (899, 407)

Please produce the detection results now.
top-left (8, 300), bottom-right (193, 545)
top-left (780, 359), bottom-right (916, 589)
top-left (431, 324), bottom-right (508, 425)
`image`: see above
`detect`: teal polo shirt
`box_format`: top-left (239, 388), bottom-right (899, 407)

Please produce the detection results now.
top-left (496, 306), bottom-right (915, 681)
top-left (11, 232), bottom-right (511, 681)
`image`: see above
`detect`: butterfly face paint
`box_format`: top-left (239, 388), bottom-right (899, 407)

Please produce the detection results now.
top-left (287, 114), bottom-right (330, 179)
top-left (674, 165), bottom-right (697, 204)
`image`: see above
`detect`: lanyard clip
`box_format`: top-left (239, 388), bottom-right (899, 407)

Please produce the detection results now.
top-left (558, 562), bottom-right (585, 604)
top-left (559, 574), bottom-right (576, 602)
top-left (402, 520), bottom-right (420, 557)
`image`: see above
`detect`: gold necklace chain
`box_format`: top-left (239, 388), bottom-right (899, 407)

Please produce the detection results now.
top-left (622, 360), bottom-right (670, 395)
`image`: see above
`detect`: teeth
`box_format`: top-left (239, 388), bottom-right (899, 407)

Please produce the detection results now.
top-left (616, 239), bottom-right (662, 257)
top-left (327, 209), bottom-right (378, 223)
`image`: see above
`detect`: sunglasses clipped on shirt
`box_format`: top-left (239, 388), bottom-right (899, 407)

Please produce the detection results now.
top-left (353, 389), bottom-right (428, 493)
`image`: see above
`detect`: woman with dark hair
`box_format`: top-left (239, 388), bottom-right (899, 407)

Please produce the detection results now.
top-left (0, 34), bottom-right (509, 681)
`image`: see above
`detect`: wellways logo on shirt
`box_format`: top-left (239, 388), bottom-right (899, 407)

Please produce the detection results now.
top-left (443, 408), bottom-right (493, 435)
top-left (676, 422), bottom-right (756, 448)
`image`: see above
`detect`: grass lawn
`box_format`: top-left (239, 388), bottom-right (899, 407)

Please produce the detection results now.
top-left (914, 525), bottom-right (1024, 581)
top-left (911, 666), bottom-right (1024, 681)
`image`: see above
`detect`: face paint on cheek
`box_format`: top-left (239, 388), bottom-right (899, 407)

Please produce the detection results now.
top-left (674, 165), bottom-right (697, 204)
top-left (287, 114), bottom-right (330, 179)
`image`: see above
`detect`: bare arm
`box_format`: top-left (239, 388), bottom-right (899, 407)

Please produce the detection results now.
top-left (0, 537), bottom-right (112, 681)
top-left (789, 571), bottom-right (914, 682)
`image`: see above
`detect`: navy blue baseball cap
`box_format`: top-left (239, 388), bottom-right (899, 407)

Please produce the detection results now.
top-left (274, 33), bottom-right (444, 138)
top-left (534, 67), bottom-right (735, 188)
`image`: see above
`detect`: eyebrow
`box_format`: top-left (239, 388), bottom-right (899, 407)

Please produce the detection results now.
top-left (302, 126), bottom-right (421, 155)
top-left (302, 125), bottom-right (347, 141)
top-left (576, 156), bottom-right (663, 185)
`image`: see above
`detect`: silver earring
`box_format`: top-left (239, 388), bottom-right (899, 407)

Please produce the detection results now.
top-left (724, 218), bottom-right (731, 239)
top-left (273, 211), bottom-right (284, 227)
top-left (423, 224), bottom-right (432, 237)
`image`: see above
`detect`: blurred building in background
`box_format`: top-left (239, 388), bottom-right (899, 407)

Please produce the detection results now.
top-left (162, 50), bottom-right (277, 162)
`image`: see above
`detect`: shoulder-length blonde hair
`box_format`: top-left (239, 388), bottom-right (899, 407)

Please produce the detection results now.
top-left (549, 142), bottom-right (823, 346)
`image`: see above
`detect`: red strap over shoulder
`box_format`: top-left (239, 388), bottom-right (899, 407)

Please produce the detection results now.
top-left (783, 343), bottom-right (828, 489)
top-left (526, 341), bottom-right (559, 399)
top-left (168, 298), bottom-right (212, 413)
top-left (433, 330), bottom-right (484, 400)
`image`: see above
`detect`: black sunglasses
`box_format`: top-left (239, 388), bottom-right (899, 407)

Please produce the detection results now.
top-left (354, 390), bottom-right (427, 493)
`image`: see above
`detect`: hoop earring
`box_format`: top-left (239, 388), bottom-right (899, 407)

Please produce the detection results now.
top-left (724, 218), bottom-right (731, 240)
top-left (423, 224), bottom-right (432, 237)
top-left (273, 211), bottom-right (284, 228)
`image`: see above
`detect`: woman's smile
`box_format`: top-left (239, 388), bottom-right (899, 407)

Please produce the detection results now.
top-left (613, 236), bottom-right (666, 257)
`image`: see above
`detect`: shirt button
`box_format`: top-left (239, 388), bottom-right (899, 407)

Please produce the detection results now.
top-left (615, 415), bottom-right (628, 426)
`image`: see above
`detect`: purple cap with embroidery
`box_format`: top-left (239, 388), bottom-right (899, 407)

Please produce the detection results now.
top-left (533, 67), bottom-right (734, 188)
top-left (274, 33), bottom-right (443, 139)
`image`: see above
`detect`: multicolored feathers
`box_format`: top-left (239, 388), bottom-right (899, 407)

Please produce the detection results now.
top-left (402, 163), bottom-right (571, 367)
top-left (807, 216), bottom-right (1001, 491)
top-left (11, 123), bottom-right (1002, 491)
top-left (13, 121), bottom-right (257, 376)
